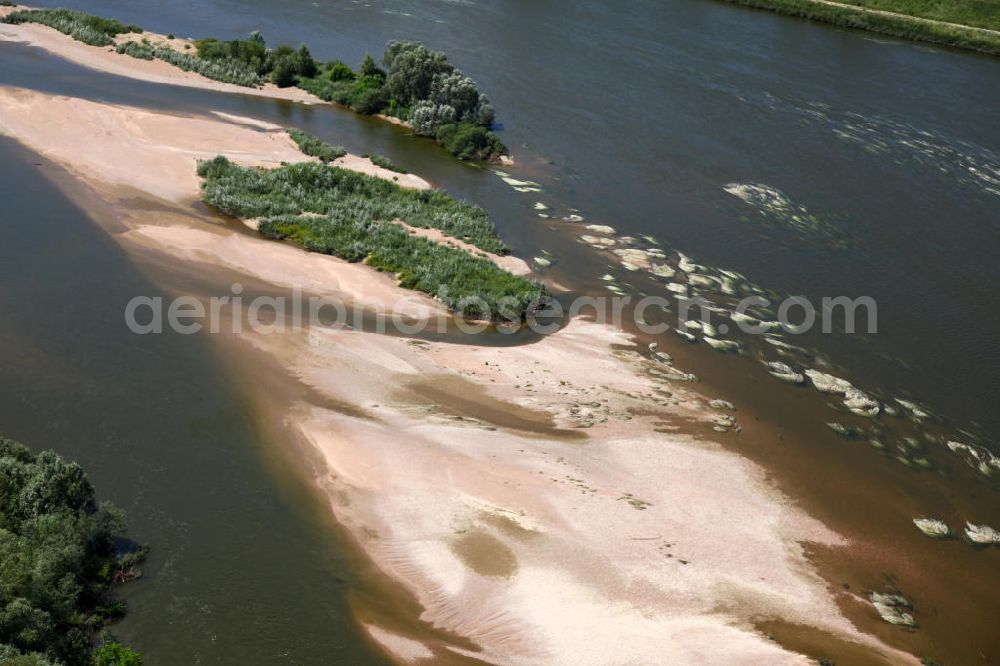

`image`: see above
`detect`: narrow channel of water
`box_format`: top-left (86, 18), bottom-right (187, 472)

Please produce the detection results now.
top-left (0, 137), bottom-right (392, 664)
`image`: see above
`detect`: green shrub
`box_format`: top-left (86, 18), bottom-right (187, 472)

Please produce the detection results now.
top-left (270, 55), bottom-right (297, 87)
top-left (116, 41), bottom-right (262, 86)
top-left (3, 9), bottom-right (141, 46)
top-left (435, 122), bottom-right (507, 161)
top-left (352, 86), bottom-right (388, 115)
top-left (94, 642), bottom-right (143, 666)
top-left (365, 153), bottom-right (408, 173)
top-left (287, 128), bottom-right (346, 163)
top-left (326, 59), bottom-right (355, 81)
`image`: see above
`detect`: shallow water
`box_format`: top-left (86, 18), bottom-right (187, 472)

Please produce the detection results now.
top-left (3, 0), bottom-right (1000, 662)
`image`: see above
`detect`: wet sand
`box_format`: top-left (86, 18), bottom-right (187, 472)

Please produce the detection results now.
top-left (0, 86), bottom-right (922, 664)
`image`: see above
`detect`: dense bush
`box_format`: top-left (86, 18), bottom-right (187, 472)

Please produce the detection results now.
top-left (287, 128), bottom-right (346, 163)
top-left (197, 157), bottom-right (545, 320)
top-left (0, 438), bottom-right (145, 665)
top-left (365, 153), bottom-right (408, 173)
top-left (377, 40), bottom-right (498, 137)
top-left (267, 44), bottom-right (317, 86)
top-left (410, 100), bottom-right (457, 137)
top-left (294, 41), bottom-right (507, 159)
top-left (116, 41), bottom-right (262, 86)
top-left (195, 31), bottom-right (268, 74)
top-left (197, 156), bottom-right (505, 252)
top-left (325, 59), bottom-right (355, 81)
top-left (436, 122), bottom-right (508, 161)
top-left (293, 54), bottom-right (387, 113)
top-left (381, 41), bottom-right (452, 107)
top-left (3, 9), bottom-right (141, 46)
top-left (93, 642), bottom-right (142, 666)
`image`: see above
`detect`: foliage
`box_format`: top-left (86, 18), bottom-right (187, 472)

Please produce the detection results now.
top-left (116, 41), bottom-right (262, 86)
top-left (718, 0), bottom-right (1000, 55)
top-left (5, 5), bottom-right (512, 161)
top-left (270, 55), bottom-right (297, 87)
top-left (293, 54), bottom-right (388, 114)
top-left (93, 641), bottom-right (143, 666)
top-left (3, 9), bottom-right (141, 47)
top-left (436, 122), bottom-right (508, 161)
top-left (325, 60), bottom-right (355, 81)
top-left (410, 100), bottom-right (457, 137)
top-left (267, 44), bottom-right (317, 86)
top-left (287, 128), bottom-right (346, 163)
top-left (195, 31), bottom-right (268, 74)
top-left (197, 156), bottom-right (505, 252)
top-left (196, 157), bottom-right (545, 320)
top-left (381, 41), bottom-right (453, 106)
top-left (365, 153), bottom-right (408, 174)
top-left (0, 438), bottom-right (144, 665)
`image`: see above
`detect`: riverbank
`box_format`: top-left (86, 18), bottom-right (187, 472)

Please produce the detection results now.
top-left (0, 86), bottom-right (917, 664)
top-left (717, 0), bottom-right (1000, 56)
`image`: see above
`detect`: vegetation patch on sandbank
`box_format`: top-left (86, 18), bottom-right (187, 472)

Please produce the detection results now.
top-left (197, 156), bottom-right (545, 321)
top-left (286, 128), bottom-right (346, 163)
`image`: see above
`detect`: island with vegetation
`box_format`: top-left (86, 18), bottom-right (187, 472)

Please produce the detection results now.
top-left (3, 8), bottom-right (509, 161)
top-left (718, 0), bottom-right (1000, 55)
top-left (0, 437), bottom-right (145, 666)
top-left (198, 129), bottom-right (546, 321)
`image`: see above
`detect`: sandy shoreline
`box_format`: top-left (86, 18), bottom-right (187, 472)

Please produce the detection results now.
top-left (0, 6), bottom-right (323, 103)
top-left (0, 83), bottom-right (918, 664)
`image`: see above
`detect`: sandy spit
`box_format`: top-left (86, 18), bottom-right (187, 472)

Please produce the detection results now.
top-left (0, 9), bottom-right (321, 103)
top-left (0, 88), bottom-right (429, 202)
top-left (0, 86), bottom-right (917, 665)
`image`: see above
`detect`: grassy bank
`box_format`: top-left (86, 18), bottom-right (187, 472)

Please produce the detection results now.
top-left (0, 438), bottom-right (145, 665)
top-left (838, 0), bottom-right (1000, 31)
top-left (2, 9), bottom-right (510, 161)
top-left (197, 157), bottom-right (546, 321)
top-left (718, 0), bottom-right (1000, 55)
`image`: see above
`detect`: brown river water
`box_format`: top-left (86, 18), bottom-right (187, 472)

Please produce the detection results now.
top-left (2, 0), bottom-right (999, 663)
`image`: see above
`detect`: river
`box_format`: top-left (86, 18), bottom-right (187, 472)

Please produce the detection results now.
top-left (1, 0), bottom-right (998, 663)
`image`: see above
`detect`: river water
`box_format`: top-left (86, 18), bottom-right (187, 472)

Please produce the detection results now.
top-left (2, 0), bottom-right (999, 663)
